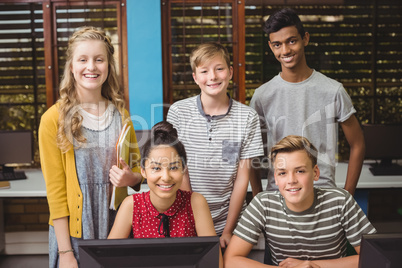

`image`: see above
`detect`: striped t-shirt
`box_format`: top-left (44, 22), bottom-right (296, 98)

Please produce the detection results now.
top-left (167, 94), bottom-right (264, 235)
top-left (234, 187), bottom-right (376, 265)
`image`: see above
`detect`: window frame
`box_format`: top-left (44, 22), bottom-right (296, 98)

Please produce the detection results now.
top-left (42, 0), bottom-right (129, 109)
top-left (161, 0), bottom-right (246, 111)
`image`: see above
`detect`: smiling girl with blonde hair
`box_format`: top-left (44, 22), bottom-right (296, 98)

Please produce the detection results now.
top-left (39, 26), bottom-right (143, 267)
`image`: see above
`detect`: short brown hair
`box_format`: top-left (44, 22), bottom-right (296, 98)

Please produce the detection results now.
top-left (189, 42), bottom-right (231, 73)
top-left (270, 135), bottom-right (318, 167)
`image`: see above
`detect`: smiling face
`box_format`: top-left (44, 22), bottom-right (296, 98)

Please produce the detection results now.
top-left (141, 145), bottom-right (185, 212)
top-left (268, 25), bottom-right (309, 73)
top-left (70, 40), bottom-right (109, 100)
top-left (274, 150), bottom-right (320, 212)
top-left (192, 54), bottom-right (233, 99)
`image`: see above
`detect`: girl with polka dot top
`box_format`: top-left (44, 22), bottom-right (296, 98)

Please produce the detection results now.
top-left (108, 122), bottom-right (222, 266)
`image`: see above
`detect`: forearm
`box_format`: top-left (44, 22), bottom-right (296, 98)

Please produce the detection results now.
top-left (341, 116), bottom-right (365, 196)
top-left (222, 166), bottom-right (249, 235)
top-left (53, 217), bottom-right (73, 251)
top-left (53, 216), bottom-right (78, 267)
top-left (224, 256), bottom-right (273, 268)
top-left (313, 255), bottom-right (359, 268)
top-left (222, 196), bottom-right (246, 236)
top-left (249, 164), bottom-right (262, 196)
top-left (129, 171), bottom-right (143, 188)
top-left (344, 142), bottom-right (365, 196)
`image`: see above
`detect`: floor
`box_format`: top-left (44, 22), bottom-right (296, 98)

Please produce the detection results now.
top-left (0, 254), bottom-right (48, 268)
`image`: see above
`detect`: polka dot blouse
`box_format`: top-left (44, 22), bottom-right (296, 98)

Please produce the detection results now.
top-left (132, 190), bottom-right (197, 238)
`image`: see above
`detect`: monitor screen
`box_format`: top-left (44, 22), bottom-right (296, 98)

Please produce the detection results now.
top-left (358, 233), bottom-right (402, 268)
top-left (362, 124), bottom-right (402, 175)
top-left (78, 236), bottom-right (220, 268)
top-left (363, 124), bottom-right (402, 162)
top-left (0, 130), bottom-right (33, 166)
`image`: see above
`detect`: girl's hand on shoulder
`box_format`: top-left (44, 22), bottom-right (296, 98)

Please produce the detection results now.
top-left (59, 251), bottom-right (78, 268)
top-left (279, 258), bottom-right (321, 268)
top-left (109, 158), bottom-right (139, 187)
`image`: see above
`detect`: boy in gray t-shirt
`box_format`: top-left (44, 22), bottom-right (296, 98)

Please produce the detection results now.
top-left (250, 8), bottom-right (365, 196)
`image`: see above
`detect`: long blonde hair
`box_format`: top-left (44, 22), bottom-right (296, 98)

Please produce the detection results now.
top-left (56, 26), bottom-right (125, 152)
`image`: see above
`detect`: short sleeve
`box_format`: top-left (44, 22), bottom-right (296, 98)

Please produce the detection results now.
top-left (239, 109), bottom-right (264, 159)
top-left (233, 193), bottom-right (266, 244)
top-left (340, 191), bottom-right (376, 246)
top-left (250, 89), bottom-right (268, 131)
top-left (336, 86), bottom-right (356, 122)
top-left (166, 103), bottom-right (180, 132)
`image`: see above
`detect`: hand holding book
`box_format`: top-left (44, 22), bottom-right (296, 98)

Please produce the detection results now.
top-left (109, 122), bottom-right (132, 210)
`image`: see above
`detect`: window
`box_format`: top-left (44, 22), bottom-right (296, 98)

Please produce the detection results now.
top-left (244, 0), bottom-right (402, 158)
top-left (162, 0), bottom-right (401, 160)
top-left (0, 2), bottom-right (45, 164)
top-left (244, 0), bottom-right (401, 125)
top-left (43, 1), bottom-right (128, 106)
top-left (161, 0), bottom-right (245, 105)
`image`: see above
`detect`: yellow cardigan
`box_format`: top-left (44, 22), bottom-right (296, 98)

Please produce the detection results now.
top-left (38, 103), bottom-right (142, 238)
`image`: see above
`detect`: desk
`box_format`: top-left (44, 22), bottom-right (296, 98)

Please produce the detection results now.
top-left (335, 162), bottom-right (402, 188)
top-left (0, 169), bottom-right (47, 198)
top-left (3, 162), bottom-right (399, 220)
top-left (0, 169), bottom-right (46, 253)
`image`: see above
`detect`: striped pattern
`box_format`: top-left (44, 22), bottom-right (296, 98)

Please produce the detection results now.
top-left (234, 188), bottom-right (376, 265)
top-left (167, 95), bottom-right (264, 234)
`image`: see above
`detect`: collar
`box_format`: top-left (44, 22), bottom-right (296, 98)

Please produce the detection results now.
top-left (196, 93), bottom-right (233, 121)
top-left (144, 190), bottom-right (184, 218)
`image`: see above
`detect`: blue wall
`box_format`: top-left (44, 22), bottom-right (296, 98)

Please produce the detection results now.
top-left (126, 0), bottom-right (163, 130)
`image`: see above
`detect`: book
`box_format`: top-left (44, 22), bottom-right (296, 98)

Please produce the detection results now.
top-left (0, 180), bottom-right (10, 189)
top-left (109, 122), bottom-right (132, 210)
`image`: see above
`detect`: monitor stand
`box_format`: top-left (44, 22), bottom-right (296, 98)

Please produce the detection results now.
top-left (369, 159), bottom-right (402, 176)
top-left (0, 165), bottom-right (27, 181)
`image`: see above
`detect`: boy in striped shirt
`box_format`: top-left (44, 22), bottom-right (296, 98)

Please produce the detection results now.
top-left (167, 42), bottom-right (264, 249)
top-left (224, 135), bottom-right (375, 267)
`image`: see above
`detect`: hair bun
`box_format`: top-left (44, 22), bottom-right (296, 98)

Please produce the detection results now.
top-left (152, 121), bottom-right (178, 140)
top-left (140, 121), bottom-right (187, 169)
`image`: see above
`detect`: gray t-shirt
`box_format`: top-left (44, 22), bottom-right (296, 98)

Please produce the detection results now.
top-left (250, 70), bottom-right (356, 190)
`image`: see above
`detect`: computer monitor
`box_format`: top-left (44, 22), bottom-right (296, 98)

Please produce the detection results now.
top-left (362, 124), bottom-right (402, 175)
top-left (358, 233), bottom-right (402, 268)
top-left (0, 130), bottom-right (33, 180)
top-left (78, 236), bottom-right (220, 268)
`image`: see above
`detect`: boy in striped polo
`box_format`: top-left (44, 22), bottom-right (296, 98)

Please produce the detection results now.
top-left (167, 42), bottom-right (264, 249)
top-left (224, 135), bottom-right (375, 267)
